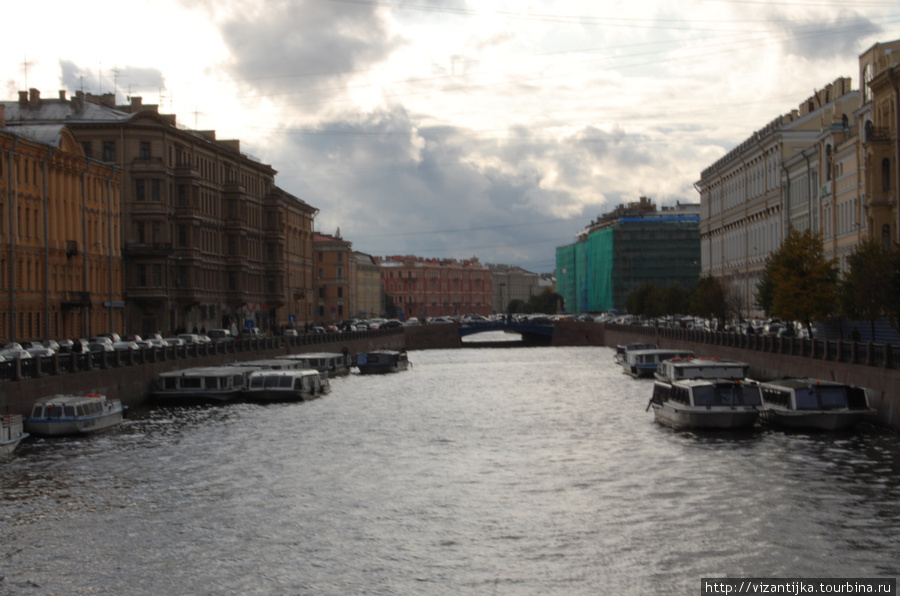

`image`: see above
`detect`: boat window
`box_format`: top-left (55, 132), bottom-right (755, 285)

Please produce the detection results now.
top-left (692, 386), bottom-right (717, 406)
top-left (817, 387), bottom-right (847, 410)
top-left (739, 386), bottom-right (763, 406)
top-left (205, 377), bottom-right (220, 389)
top-left (279, 376), bottom-right (293, 388)
top-left (31, 406), bottom-right (43, 418)
top-left (77, 406), bottom-right (85, 416)
top-left (795, 387), bottom-right (819, 410)
top-left (250, 377), bottom-right (265, 388)
top-left (48, 405), bottom-right (64, 418)
top-left (181, 377), bottom-right (202, 389)
top-left (164, 377), bottom-right (178, 390)
top-left (295, 378), bottom-right (305, 390)
top-left (847, 387), bottom-right (869, 410)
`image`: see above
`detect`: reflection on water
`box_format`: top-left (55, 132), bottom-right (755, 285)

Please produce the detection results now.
top-left (1, 345), bottom-right (898, 595)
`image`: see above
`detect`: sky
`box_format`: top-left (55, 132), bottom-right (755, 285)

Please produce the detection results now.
top-left (5, 0), bottom-right (900, 273)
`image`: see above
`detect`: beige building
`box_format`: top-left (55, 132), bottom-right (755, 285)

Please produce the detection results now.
top-left (3, 89), bottom-right (317, 337)
top-left (490, 264), bottom-right (540, 313)
top-left (354, 252), bottom-right (383, 319)
top-left (696, 75), bottom-right (874, 317)
top-left (314, 232), bottom-right (356, 324)
top-left (377, 255), bottom-right (492, 319)
top-left (0, 115), bottom-right (122, 342)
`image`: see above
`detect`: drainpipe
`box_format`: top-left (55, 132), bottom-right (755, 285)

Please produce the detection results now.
top-left (106, 165), bottom-right (116, 334)
top-left (42, 147), bottom-right (53, 340)
top-left (7, 137), bottom-right (19, 341)
top-left (81, 165), bottom-right (90, 338)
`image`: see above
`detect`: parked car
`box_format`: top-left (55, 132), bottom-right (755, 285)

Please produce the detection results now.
top-left (283, 329), bottom-right (299, 337)
top-left (237, 327), bottom-right (264, 340)
top-left (88, 342), bottom-right (114, 353)
top-left (207, 329), bottom-right (234, 343)
top-left (0, 348), bottom-right (32, 360)
top-left (113, 341), bottom-right (141, 351)
top-left (26, 346), bottom-right (56, 357)
top-left (164, 337), bottom-right (186, 347)
top-left (178, 333), bottom-right (203, 345)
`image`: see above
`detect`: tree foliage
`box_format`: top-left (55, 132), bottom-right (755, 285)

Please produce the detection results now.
top-left (689, 276), bottom-right (728, 322)
top-left (837, 239), bottom-right (893, 338)
top-left (758, 229), bottom-right (838, 336)
top-left (527, 288), bottom-right (563, 314)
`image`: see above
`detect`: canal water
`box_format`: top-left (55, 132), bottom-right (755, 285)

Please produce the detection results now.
top-left (2, 340), bottom-right (898, 595)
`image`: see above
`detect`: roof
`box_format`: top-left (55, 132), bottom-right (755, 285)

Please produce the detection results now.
top-left (0, 124), bottom-right (67, 147)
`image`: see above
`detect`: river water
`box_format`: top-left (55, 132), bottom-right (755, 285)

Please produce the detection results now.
top-left (2, 340), bottom-right (898, 595)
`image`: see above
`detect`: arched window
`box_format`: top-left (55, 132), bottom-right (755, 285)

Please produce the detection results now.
top-left (883, 158), bottom-right (891, 191)
top-left (883, 225), bottom-right (891, 251)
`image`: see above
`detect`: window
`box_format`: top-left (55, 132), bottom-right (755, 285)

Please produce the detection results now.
top-left (151, 179), bottom-right (161, 201)
top-left (178, 225), bottom-right (187, 247)
top-left (337, 287), bottom-right (343, 298)
top-left (152, 264), bottom-right (162, 286)
top-left (137, 265), bottom-right (147, 286)
top-left (152, 221), bottom-right (162, 243)
top-left (229, 271), bottom-right (238, 290)
top-left (81, 142), bottom-right (92, 158)
top-left (102, 141), bottom-right (115, 161)
top-left (268, 276), bottom-right (276, 294)
top-left (177, 266), bottom-right (187, 287)
top-left (178, 185), bottom-right (188, 206)
top-left (136, 222), bottom-right (146, 244)
top-left (139, 141), bottom-right (150, 160)
top-left (883, 158), bottom-right (891, 191)
top-left (267, 243), bottom-right (276, 262)
top-left (228, 235), bottom-right (236, 255)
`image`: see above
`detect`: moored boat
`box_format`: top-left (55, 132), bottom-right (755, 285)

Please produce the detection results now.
top-left (356, 350), bottom-right (410, 375)
top-left (1, 414), bottom-right (28, 456)
top-left (243, 369), bottom-right (330, 403)
top-left (623, 348), bottom-right (694, 378)
top-left (615, 343), bottom-right (657, 365)
top-left (655, 357), bottom-right (750, 382)
top-left (648, 378), bottom-right (763, 430)
top-left (758, 378), bottom-right (875, 430)
top-left (24, 394), bottom-right (125, 436)
top-left (277, 352), bottom-right (353, 377)
top-left (152, 365), bottom-right (259, 406)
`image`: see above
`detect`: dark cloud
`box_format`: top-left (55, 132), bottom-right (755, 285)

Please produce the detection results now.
top-left (58, 60), bottom-right (165, 100)
top-left (773, 12), bottom-right (881, 60)
top-left (211, 0), bottom-right (402, 109)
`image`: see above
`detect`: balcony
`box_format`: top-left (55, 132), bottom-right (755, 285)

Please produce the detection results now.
top-left (62, 292), bottom-right (91, 308)
top-left (65, 240), bottom-right (78, 257)
top-left (124, 242), bottom-right (174, 256)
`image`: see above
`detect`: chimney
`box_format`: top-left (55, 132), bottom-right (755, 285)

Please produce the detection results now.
top-left (59, 90), bottom-right (67, 101)
top-left (29, 88), bottom-right (41, 109)
top-left (18, 91), bottom-right (28, 106)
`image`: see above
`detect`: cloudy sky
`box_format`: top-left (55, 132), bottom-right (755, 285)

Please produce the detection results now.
top-left (5, 1), bottom-right (900, 272)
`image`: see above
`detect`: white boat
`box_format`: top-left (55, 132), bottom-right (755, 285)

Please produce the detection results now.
top-left (356, 350), bottom-right (410, 375)
top-left (152, 365), bottom-right (260, 405)
top-left (231, 359), bottom-right (305, 370)
top-left (655, 357), bottom-right (750, 382)
top-left (758, 378), bottom-right (875, 430)
top-left (623, 348), bottom-right (694, 378)
top-left (277, 352), bottom-right (353, 377)
top-left (648, 378), bottom-right (763, 430)
top-left (243, 369), bottom-right (331, 403)
top-left (1, 414), bottom-right (28, 456)
top-left (615, 343), bottom-right (657, 365)
top-left (24, 394), bottom-right (125, 436)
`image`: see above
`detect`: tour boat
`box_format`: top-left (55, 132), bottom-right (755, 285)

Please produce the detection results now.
top-left (152, 365), bottom-right (260, 406)
top-left (655, 357), bottom-right (751, 382)
top-left (1, 414), bottom-right (28, 456)
top-left (623, 348), bottom-right (694, 378)
top-left (614, 343), bottom-right (657, 365)
top-left (647, 378), bottom-right (763, 430)
top-left (243, 369), bottom-right (331, 403)
top-left (277, 352), bottom-right (353, 377)
top-left (24, 393), bottom-right (125, 436)
top-left (758, 378), bottom-right (875, 430)
top-left (356, 350), bottom-right (410, 375)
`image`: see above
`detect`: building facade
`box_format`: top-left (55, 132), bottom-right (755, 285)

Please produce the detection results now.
top-left (0, 117), bottom-right (122, 343)
top-left (556, 198), bottom-right (700, 314)
top-left (376, 255), bottom-right (492, 320)
top-left (354, 252), bottom-right (383, 319)
top-left (490, 264), bottom-right (541, 313)
top-left (696, 40), bottom-right (900, 317)
top-left (314, 232), bottom-right (355, 324)
top-left (3, 89), bottom-right (317, 337)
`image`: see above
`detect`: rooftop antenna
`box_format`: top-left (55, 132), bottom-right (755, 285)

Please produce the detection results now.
top-left (112, 65), bottom-right (120, 103)
top-left (193, 106), bottom-right (204, 129)
top-left (22, 55), bottom-right (35, 90)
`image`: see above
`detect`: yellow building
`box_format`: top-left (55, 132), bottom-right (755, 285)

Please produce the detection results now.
top-left (354, 252), bottom-right (383, 319)
top-left (0, 114), bottom-right (122, 342)
top-left (314, 232), bottom-right (356, 324)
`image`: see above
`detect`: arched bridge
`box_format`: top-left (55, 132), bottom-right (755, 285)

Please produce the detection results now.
top-left (458, 320), bottom-right (556, 341)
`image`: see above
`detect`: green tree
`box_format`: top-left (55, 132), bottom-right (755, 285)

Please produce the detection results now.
top-left (838, 239), bottom-right (893, 338)
top-left (527, 288), bottom-right (562, 314)
top-left (626, 283), bottom-right (656, 317)
top-left (506, 298), bottom-right (527, 314)
top-left (758, 229), bottom-right (838, 337)
top-left (689, 276), bottom-right (728, 323)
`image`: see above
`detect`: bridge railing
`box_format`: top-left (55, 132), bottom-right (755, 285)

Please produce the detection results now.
top-left (609, 323), bottom-right (897, 369)
top-left (0, 327), bottom-right (404, 383)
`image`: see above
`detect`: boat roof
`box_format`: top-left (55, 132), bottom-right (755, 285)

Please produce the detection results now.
top-left (278, 352), bottom-right (343, 359)
top-left (664, 357), bottom-right (749, 367)
top-left (761, 378), bottom-right (851, 389)
top-left (32, 393), bottom-right (108, 405)
top-left (232, 359), bottom-right (302, 368)
top-left (248, 368), bottom-right (319, 377)
top-left (158, 365), bottom-right (257, 377)
top-left (630, 348), bottom-right (693, 356)
top-left (666, 378), bottom-right (759, 388)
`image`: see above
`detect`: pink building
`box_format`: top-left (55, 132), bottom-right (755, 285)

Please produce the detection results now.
top-left (376, 255), bottom-right (492, 320)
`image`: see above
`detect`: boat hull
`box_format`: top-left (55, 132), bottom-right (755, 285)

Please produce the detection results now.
top-left (357, 362), bottom-right (409, 375)
top-left (652, 403), bottom-right (760, 430)
top-left (24, 410), bottom-right (123, 437)
top-left (760, 408), bottom-right (869, 431)
top-left (152, 390), bottom-right (243, 406)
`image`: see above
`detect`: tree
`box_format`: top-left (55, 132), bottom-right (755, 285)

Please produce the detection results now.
top-left (527, 288), bottom-right (563, 314)
top-left (506, 299), bottom-right (527, 314)
top-left (689, 276), bottom-right (728, 324)
top-left (758, 229), bottom-right (838, 337)
top-left (838, 239), bottom-right (893, 339)
top-left (626, 283), bottom-right (658, 317)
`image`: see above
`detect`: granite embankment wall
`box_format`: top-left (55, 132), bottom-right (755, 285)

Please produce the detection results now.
top-left (0, 329), bottom-right (405, 416)
top-left (595, 322), bottom-right (900, 430)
